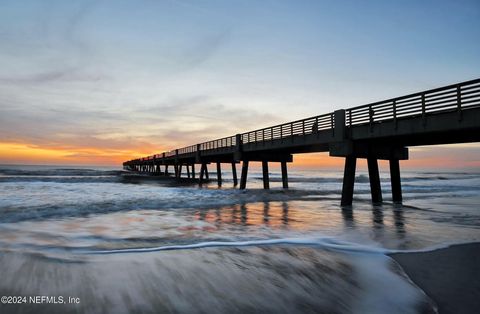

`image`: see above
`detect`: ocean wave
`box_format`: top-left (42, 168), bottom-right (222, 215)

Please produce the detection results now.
top-left (0, 176), bottom-right (121, 183)
top-left (82, 236), bottom-right (390, 255)
top-left (0, 237), bottom-right (434, 314)
top-left (0, 183), bottom-right (477, 223)
top-left (78, 235), bottom-right (480, 256)
top-left (258, 174), bottom-right (480, 184)
top-left (0, 167), bottom-right (125, 177)
top-left (0, 188), bottom-right (337, 223)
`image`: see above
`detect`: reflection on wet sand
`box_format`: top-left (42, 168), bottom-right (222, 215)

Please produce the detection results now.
top-left (393, 205), bottom-right (406, 236)
top-left (341, 208), bottom-right (355, 229)
top-left (198, 202), bottom-right (291, 228)
top-left (193, 200), bottom-right (407, 242)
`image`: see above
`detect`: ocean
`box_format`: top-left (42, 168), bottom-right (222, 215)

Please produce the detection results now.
top-left (0, 164), bottom-right (479, 313)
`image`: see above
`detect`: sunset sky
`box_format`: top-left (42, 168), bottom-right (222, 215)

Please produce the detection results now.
top-left (1, 0), bottom-right (479, 169)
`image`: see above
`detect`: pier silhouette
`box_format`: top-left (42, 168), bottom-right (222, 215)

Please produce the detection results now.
top-left (124, 79), bottom-right (480, 205)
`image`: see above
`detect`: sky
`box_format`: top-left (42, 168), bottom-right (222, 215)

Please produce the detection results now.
top-left (0, 0), bottom-right (479, 169)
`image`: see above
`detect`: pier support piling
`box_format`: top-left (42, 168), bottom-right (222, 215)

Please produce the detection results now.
top-left (178, 164), bottom-right (183, 178)
top-left (262, 161), bottom-right (270, 189)
top-left (205, 164), bottom-right (209, 179)
top-left (389, 159), bottom-right (402, 203)
top-left (232, 162), bottom-right (238, 186)
top-left (367, 157), bottom-right (382, 203)
top-left (192, 164), bottom-right (195, 179)
top-left (199, 163), bottom-right (206, 184)
top-left (187, 164), bottom-right (190, 178)
top-left (216, 162), bottom-right (222, 186)
top-left (281, 161), bottom-right (288, 189)
top-left (240, 161), bottom-right (249, 189)
top-left (341, 156), bottom-right (357, 206)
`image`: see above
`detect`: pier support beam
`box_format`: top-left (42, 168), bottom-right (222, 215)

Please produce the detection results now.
top-left (341, 156), bottom-right (357, 206)
top-left (165, 165), bottom-right (169, 176)
top-left (178, 165), bottom-right (183, 178)
top-left (281, 161), bottom-right (288, 189)
top-left (192, 164), bottom-right (195, 179)
top-left (389, 159), bottom-right (402, 203)
top-left (240, 160), bottom-right (249, 189)
top-left (367, 157), bottom-right (382, 203)
top-left (205, 164), bottom-right (209, 179)
top-left (262, 161), bottom-right (270, 189)
top-left (187, 164), bottom-right (190, 178)
top-left (231, 162), bottom-right (238, 186)
top-left (199, 163), bottom-right (206, 184)
top-left (216, 162), bottom-right (222, 186)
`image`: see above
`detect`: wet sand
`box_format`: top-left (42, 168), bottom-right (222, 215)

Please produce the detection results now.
top-left (390, 243), bottom-right (480, 314)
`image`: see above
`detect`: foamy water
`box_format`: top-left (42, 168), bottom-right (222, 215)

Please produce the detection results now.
top-left (0, 164), bottom-right (479, 313)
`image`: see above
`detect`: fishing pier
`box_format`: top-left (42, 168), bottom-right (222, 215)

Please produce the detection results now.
top-left (123, 79), bottom-right (480, 205)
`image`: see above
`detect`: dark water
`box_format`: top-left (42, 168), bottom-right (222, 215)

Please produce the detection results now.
top-left (0, 165), bottom-right (479, 313)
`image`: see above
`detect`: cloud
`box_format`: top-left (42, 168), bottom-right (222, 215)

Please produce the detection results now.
top-left (0, 87), bottom-right (280, 163)
top-left (181, 27), bottom-right (232, 68)
top-left (140, 95), bottom-right (279, 129)
top-left (0, 68), bottom-right (107, 85)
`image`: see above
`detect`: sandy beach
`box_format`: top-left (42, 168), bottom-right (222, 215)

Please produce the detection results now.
top-left (390, 243), bottom-right (480, 314)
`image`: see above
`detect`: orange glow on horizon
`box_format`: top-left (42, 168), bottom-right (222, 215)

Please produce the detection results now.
top-left (0, 141), bottom-right (478, 170)
top-left (0, 142), bottom-right (161, 166)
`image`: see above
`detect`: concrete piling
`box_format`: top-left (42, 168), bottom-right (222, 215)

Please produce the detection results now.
top-left (262, 161), bottom-right (269, 189)
top-left (367, 157), bottom-right (382, 203)
top-left (341, 156), bottom-right (357, 206)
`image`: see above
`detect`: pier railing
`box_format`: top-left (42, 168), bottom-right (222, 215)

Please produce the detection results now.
top-left (130, 78), bottom-right (480, 163)
top-left (347, 79), bottom-right (480, 126)
top-left (241, 112), bottom-right (333, 144)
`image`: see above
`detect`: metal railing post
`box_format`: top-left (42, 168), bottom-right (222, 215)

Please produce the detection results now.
top-left (393, 100), bottom-right (397, 130)
top-left (290, 122), bottom-right (293, 142)
top-left (421, 93), bottom-right (426, 125)
top-left (457, 85), bottom-right (462, 121)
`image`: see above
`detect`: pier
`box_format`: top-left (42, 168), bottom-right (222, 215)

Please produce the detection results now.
top-left (123, 79), bottom-right (480, 205)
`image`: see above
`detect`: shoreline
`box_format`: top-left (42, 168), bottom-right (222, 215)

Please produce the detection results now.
top-left (389, 242), bottom-right (480, 314)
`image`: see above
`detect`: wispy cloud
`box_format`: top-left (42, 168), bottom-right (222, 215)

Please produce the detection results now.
top-left (0, 88), bottom-right (279, 163)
